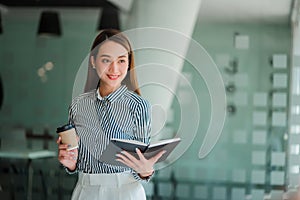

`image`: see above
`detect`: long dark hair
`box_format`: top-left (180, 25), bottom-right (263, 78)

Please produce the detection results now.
top-left (89, 29), bottom-right (141, 95)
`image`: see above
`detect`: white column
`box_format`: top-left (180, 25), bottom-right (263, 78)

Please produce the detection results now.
top-left (288, 0), bottom-right (300, 190)
top-left (124, 0), bottom-right (202, 112)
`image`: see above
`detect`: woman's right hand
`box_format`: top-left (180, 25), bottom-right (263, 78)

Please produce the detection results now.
top-left (56, 136), bottom-right (78, 171)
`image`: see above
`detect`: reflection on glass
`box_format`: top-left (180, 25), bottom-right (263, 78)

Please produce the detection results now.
top-left (290, 125), bottom-right (300, 134)
top-left (290, 165), bottom-right (300, 174)
top-left (291, 105), bottom-right (300, 115)
top-left (290, 144), bottom-right (300, 155)
top-left (292, 67), bottom-right (300, 95)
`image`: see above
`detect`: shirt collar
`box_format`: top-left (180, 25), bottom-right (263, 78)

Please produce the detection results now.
top-left (95, 85), bottom-right (127, 103)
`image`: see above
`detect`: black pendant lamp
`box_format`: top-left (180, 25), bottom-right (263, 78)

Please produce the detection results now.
top-left (97, 3), bottom-right (120, 31)
top-left (37, 11), bottom-right (62, 37)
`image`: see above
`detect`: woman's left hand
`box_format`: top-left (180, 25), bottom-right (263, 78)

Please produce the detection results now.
top-left (116, 148), bottom-right (165, 178)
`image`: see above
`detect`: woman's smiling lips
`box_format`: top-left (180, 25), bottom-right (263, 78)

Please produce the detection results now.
top-left (107, 74), bottom-right (119, 80)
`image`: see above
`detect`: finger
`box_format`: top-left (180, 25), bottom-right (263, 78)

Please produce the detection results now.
top-left (70, 152), bottom-right (78, 159)
top-left (71, 156), bottom-right (78, 160)
top-left (61, 154), bottom-right (77, 161)
top-left (115, 154), bottom-right (136, 169)
top-left (115, 158), bottom-right (125, 165)
top-left (67, 148), bottom-right (78, 153)
top-left (58, 149), bottom-right (77, 161)
top-left (150, 150), bottom-right (166, 163)
top-left (135, 148), bottom-right (146, 161)
top-left (115, 153), bottom-right (131, 163)
top-left (58, 149), bottom-right (68, 157)
top-left (59, 150), bottom-right (74, 158)
top-left (68, 148), bottom-right (78, 154)
top-left (59, 156), bottom-right (77, 164)
top-left (58, 144), bottom-right (69, 150)
top-left (58, 154), bottom-right (71, 162)
top-left (120, 151), bottom-right (139, 163)
top-left (56, 136), bottom-right (62, 144)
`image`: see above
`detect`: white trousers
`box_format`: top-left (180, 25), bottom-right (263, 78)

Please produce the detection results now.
top-left (71, 172), bottom-right (146, 200)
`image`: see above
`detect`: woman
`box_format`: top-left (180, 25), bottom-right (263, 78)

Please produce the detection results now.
top-left (57, 29), bottom-right (165, 200)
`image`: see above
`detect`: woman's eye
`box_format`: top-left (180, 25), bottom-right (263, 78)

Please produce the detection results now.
top-left (119, 59), bottom-right (126, 64)
top-left (102, 59), bottom-right (111, 63)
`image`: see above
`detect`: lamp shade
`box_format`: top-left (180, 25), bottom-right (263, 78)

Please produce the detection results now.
top-left (97, 4), bottom-right (120, 31)
top-left (37, 11), bottom-right (62, 37)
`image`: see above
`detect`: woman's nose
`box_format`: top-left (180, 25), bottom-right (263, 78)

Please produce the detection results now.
top-left (108, 61), bottom-right (118, 72)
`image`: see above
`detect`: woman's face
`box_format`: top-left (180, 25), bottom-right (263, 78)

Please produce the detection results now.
top-left (91, 40), bottom-right (129, 91)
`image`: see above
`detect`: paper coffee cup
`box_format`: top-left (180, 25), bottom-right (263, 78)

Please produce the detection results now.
top-left (56, 124), bottom-right (78, 150)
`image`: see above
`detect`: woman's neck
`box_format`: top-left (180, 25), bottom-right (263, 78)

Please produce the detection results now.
top-left (99, 83), bottom-right (121, 97)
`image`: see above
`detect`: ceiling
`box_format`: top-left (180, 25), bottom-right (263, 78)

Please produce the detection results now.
top-left (0, 0), bottom-right (295, 24)
top-left (0, 0), bottom-right (107, 7)
top-left (199, 0), bottom-right (294, 24)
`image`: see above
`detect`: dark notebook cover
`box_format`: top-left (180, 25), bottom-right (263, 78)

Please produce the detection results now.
top-left (100, 138), bottom-right (181, 166)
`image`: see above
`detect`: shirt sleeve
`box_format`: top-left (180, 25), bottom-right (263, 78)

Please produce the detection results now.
top-left (131, 99), bottom-right (154, 181)
top-left (133, 99), bottom-right (152, 144)
top-left (131, 169), bottom-right (155, 182)
top-left (64, 166), bottom-right (78, 174)
top-left (63, 97), bottom-right (79, 175)
top-left (68, 96), bottom-right (78, 125)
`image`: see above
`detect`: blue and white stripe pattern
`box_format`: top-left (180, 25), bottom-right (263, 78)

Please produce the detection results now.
top-left (67, 85), bottom-right (151, 180)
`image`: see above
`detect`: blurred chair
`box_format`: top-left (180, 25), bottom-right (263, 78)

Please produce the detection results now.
top-left (0, 126), bottom-right (56, 200)
top-left (0, 126), bottom-right (28, 199)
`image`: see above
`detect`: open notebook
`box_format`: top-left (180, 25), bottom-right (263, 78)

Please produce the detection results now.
top-left (100, 138), bottom-right (181, 166)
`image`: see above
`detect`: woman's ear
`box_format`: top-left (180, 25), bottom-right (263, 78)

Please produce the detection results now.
top-left (90, 56), bottom-right (95, 68)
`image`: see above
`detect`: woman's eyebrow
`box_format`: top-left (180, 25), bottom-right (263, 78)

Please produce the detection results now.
top-left (118, 55), bottom-right (127, 58)
top-left (99, 54), bottom-right (127, 58)
top-left (99, 54), bottom-right (111, 58)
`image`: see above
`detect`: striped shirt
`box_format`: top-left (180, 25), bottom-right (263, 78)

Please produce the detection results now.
top-left (67, 85), bottom-right (151, 180)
